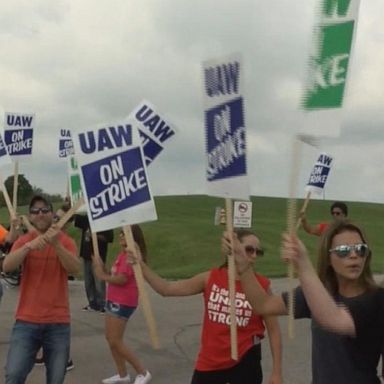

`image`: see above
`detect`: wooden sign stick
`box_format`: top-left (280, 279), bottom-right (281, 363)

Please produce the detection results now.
top-left (12, 161), bottom-right (19, 211)
top-left (0, 173), bottom-right (16, 220)
top-left (123, 225), bottom-right (160, 349)
top-left (286, 136), bottom-right (303, 339)
top-left (56, 197), bottom-right (85, 230)
top-left (225, 198), bottom-right (238, 360)
top-left (295, 191), bottom-right (312, 230)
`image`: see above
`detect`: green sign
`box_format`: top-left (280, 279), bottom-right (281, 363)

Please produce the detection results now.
top-left (68, 155), bottom-right (83, 203)
top-left (303, 0), bottom-right (359, 110)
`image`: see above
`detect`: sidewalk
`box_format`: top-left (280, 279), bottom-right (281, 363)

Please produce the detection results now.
top-left (0, 278), bottom-right (311, 384)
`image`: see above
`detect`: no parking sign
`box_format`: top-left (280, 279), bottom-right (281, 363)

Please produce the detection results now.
top-left (233, 201), bottom-right (252, 228)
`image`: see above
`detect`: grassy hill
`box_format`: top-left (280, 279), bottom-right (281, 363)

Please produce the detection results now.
top-left (2, 195), bottom-right (384, 279)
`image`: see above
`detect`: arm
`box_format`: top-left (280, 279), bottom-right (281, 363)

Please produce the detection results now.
top-left (92, 253), bottom-right (128, 285)
top-left (282, 233), bottom-right (355, 336)
top-left (299, 213), bottom-right (322, 236)
top-left (3, 235), bottom-right (47, 272)
top-left (140, 261), bottom-right (208, 297)
top-left (264, 300), bottom-right (283, 384)
top-left (45, 225), bottom-right (81, 275)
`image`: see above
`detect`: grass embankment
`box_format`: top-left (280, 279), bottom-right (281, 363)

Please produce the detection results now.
top-left (2, 195), bottom-right (384, 279)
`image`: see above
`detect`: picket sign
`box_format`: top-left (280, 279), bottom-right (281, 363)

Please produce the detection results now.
top-left (296, 152), bottom-right (333, 229)
top-left (203, 52), bottom-right (250, 360)
top-left (73, 120), bottom-right (159, 349)
top-left (122, 225), bottom-right (160, 349)
top-left (3, 112), bottom-right (35, 214)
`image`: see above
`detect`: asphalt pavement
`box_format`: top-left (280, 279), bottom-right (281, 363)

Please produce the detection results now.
top-left (0, 277), bottom-right (313, 384)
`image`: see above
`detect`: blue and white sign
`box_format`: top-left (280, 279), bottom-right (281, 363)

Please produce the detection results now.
top-left (59, 129), bottom-right (74, 158)
top-left (73, 120), bottom-right (157, 232)
top-left (203, 53), bottom-right (249, 199)
top-left (0, 133), bottom-right (12, 168)
top-left (305, 153), bottom-right (333, 196)
top-left (4, 112), bottom-right (34, 159)
top-left (130, 100), bottom-right (177, 166)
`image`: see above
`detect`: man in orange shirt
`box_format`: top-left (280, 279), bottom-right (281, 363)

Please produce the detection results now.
top-left (299, 201), bottom-right (348, 236)
top-left (2, 195), bottom-right (80, 384)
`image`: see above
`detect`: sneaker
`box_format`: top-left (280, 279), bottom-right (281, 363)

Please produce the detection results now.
top-left (133, 371), bottom-right (151, 384)
top-left (82, 305), bottom-right (96, 312)
top-left (102, 373), bottom-right (131, 384)
top-left (66, 359), bottom-right (74, 371)
top-left (35, 357), bottom-right (44, 366)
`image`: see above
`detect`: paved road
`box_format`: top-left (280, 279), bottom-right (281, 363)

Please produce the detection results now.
top-left (1, 278), bottom-right (312, 384)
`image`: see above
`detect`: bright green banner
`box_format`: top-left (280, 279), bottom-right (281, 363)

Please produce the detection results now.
top-left (303, 0), bottom-right (360, 110)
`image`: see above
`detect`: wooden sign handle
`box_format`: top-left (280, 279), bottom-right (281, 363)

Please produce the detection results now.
top-left (12, 161), bottom-right (19, 212)
top-left (295, 191), bottom-right (311, 230)
top-left (56, 197), bottom-right (85, 230)
top-left (225, 198), bottom-right (238, 361)
top-left (123, 225), bottom-right (160, 349)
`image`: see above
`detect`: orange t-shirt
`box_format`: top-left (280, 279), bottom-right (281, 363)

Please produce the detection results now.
top-left (11, 231), bottom-right (78, 324)
top-left (195, 268), bottom-right (270, 371)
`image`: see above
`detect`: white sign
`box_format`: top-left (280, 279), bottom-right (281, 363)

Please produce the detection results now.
top-left (203, 53), bottom-right (249, 200)
top-left (4, 112), bottom-right (34, 160)
top-left (129, 100), bottom-right (177, 166)
top-left (233, 201), bottom-right (252, 228)
top-left (73, 119), bottom-right (157, 232)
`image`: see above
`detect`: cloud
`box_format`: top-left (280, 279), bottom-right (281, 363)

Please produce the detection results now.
top-left (0, 0), bottom-right (383, 204)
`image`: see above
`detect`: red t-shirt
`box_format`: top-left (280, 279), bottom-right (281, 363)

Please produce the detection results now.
top-left (107, 252), bottom-right (138, 307)
top-left (317, 222), bottom-right (329, 235)
top-left (11, 231), bottom-right (77, 324)
top-left (195, 268), bottom-right (270, 371)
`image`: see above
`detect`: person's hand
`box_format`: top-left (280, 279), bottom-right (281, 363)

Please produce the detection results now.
top-left (125, 244), bottom-right (142, 265)
top-left (222, 231), bottom-right (252, 275)
top-left (27, 235), bottom-right (48, 251)
top-left (267, 372), bottom-right (282, 384)
top-left (44, 224), bottom-right (60, 245)
top-left (281, 232), bottom-right (309, 270)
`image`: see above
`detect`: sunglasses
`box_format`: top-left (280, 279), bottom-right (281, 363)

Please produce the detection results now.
top-left (30, 207), bottom-right (52, 215)
top-left (245, 245), bottom-right (264, 256)
top-left (332, 211), bottom-right (343, 216)
top-left (329, 243), bottom-right (369, 258)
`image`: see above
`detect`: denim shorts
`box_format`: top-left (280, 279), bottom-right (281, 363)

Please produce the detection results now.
top-left (105, 300), bottom-right (136, 320)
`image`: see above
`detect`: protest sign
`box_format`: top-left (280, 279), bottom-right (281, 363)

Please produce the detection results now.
top-left (0, 134), bottom-right (12, 168)
top-left (305, 152), bottom-right (333, 196)
top-left (301, 0), bottom-right (361, 137)
top-left (59, 129), bottom-right (74, 158)
top-left (73, 120), bottom-right (157, 233)
top-left (3, 112), bottom-right (34, 158)
top-left (67, 155), bottom-right (86, 213)
top-left (130, 100), bottom-right (177, 166)
top-left (203, 53), bottom-right (249, 200)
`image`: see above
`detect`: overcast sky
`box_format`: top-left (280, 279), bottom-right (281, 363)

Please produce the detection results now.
top-left (1, 0), bottom-right (383, 204)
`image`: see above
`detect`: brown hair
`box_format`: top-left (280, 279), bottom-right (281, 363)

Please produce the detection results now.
top-left (131, 225), bottom-right (148, 263)
top-left (220, 228), bottom-right (259, 269)
top-left (317, 220), bottom-right (377, 295)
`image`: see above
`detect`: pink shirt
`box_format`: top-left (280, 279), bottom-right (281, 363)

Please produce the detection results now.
top-left (107, 252), bottom-right (138, 307)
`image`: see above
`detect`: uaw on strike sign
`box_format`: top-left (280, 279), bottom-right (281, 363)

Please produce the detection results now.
top-left (73, 120), bottom-right (157, 232)
top-left (203, 53), bottom-right (249, 200)
top-left (4, 112), bottom-right (34, 159)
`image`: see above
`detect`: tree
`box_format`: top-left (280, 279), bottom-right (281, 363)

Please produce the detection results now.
top-left (0, 174), bottom-right (34, 208)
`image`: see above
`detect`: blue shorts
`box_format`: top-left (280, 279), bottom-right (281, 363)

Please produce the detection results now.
top-left (105, 300), bottom-right (136, 320)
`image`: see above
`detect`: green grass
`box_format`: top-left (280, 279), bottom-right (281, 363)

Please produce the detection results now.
top-left (2, 195), bottom-right (384, 279)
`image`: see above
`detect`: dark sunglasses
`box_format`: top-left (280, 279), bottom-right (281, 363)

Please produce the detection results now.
top-left (30, 207), bottom-right (52, 215)
top-left (331, 211), bottom-right (343, 216)
top-left (245, 245), bottom-right (264, 256)
top-left (329, 243), bottom-right (369, 258)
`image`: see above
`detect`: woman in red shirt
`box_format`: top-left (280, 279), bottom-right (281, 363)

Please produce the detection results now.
top-left (137, 229), bottom-right (282, 384)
